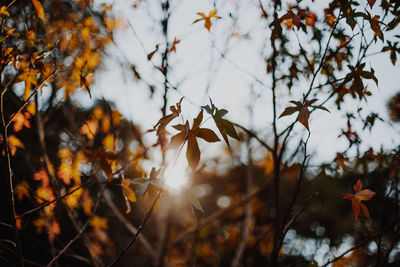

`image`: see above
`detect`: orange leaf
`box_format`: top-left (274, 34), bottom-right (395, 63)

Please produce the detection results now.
top-left (11, 112), bottom-right (31, 132)
top-left (193, 9), bottom-right (221, 32)
top-left (90, 215), bottom-right (108, 231)
top-left (8, 135), bottom-right (24, 156)
top-left (31, 0), bottom-right (44, 20)
top-left (80, 120), bottom-right (98, 140)
top-left (15, 181), bottom-right (30, 201)
top-left (343, 179), bottom-right (375, 220)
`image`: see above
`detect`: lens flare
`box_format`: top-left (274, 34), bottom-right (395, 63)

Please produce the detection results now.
top-left (164, 160), bottom-right (188, 191)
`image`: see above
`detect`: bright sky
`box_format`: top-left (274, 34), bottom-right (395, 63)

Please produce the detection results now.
top-left (78, 0), bottom-right (400, 166)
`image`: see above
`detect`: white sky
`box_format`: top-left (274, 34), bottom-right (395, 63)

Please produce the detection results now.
top-left (77, 0), bottom-right (400, 166)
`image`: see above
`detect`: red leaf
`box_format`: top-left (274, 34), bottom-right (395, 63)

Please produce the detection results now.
top-left (368, 0), bottom-right (376, 8)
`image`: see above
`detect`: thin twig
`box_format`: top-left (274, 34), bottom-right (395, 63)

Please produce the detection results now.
top-left (321, 217), bottom-right (400, 267)
top-left (46, 194), bottom-right (101, 267)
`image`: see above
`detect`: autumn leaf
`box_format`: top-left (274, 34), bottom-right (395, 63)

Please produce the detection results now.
top-left (8, 135), bottom-right (25, 156)
top-left (170, 37), bottom-right (180, 53)
top-left (65, 186), bottom-right (83, 209)
top-left (33, 168), bottom-right (50, 187)
top-left (0, 6), bottom-right (10, 16)
top-left (31, 0), bottom-right (44, 21)
top-left (279, 99), bottom-right (329, 130)
top-left (152, 97), bottom-right (184, 150)
top-left (168, 110), bottom-right (220, 170)
top-left (343, 179), bottom-right (375, 220)
top-left (202, 99), bottom-right (239, 148)
top-left (80, 120), bottom-right (98, 140)
top-left (147, 44), bottom-right (159, 61)
top-left (15, 181), bottom-right (30, 201)
top-left (368, 0), bottom-right (376, 9)
top-left (193, 9), bottom-right (221, 32)
top-left (122, 176), bottom-right (136, 214)
top-left (90, 215), bottom-right (108, 231)
top-left (11, 112), bottom-right (31, 132)
top-left (370, 16), bottom-right (383, 41)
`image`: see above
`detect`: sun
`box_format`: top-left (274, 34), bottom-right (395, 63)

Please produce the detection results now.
top-left (164, 158), bottom-right (188, 191)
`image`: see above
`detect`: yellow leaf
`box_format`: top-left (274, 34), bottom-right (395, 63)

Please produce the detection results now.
top-left (122, 179), bottom-right (137, 202)
top-left (103, 134), bottom-right (114, 150)
top-left (90, 215), bottom-right (108, 231)
top-left (8, 135), bottom-right (24, 156)
top-left (193, 9), bottom-right (221, 32)
top-left (31, 0), bottom-right (44, 20)
top-left (15, 181), bottom-right (30, 201)
top-left (80, 120), bottom-right (98, 139)
top-left (26, 102), bottom-right (36, 115)
top-left (0, 6), bottom-right (10, 16)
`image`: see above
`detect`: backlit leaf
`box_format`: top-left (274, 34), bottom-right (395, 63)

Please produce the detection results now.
top-left (196, 128), bottom-right (220, 142)
top-left (186, 189), bottom-right (204, 212)
top-left (186, 135), bottom-right (200, 170)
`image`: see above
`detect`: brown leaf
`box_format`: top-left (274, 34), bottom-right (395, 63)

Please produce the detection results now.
top-left (368, 0), bottom-right (376, 8)
top-left (196, 128), bottom-right (220, 142)
top-left (168, 132), bottom-right (186, 150)
top-left (370, 16), bottom-right (383, 41)
top-left (297, 107), bottom-right (310, 130)
top-left (147, 45), bottom-right (159, 61)
top-left (186, 135), bottom-right (200, 170)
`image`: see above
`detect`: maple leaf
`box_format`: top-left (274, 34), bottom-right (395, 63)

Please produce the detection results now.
top-left (370, 15), bottom-right (383, 41)
top-left (170, 37), bottom-right (180, 53)
top-left (279, 99), bottom-right (329, 130)
top-left (90, 215), bottom-right (108, 231)
top-left (58, 161), bottom-right (72, 185)
top-left (31, 0), bottom-right (44, 20)
top-left (368, 0), bottom-right (376, 9)
top-left (80, 120), bottom-right (98, 140)
top-left (11, 112), bottom-right (31, 132)
top-left (65, 186), bottom-right (83, 209)
top-left (343, 179), bottom-right (375, 220)
top-left (0, 6), bottom-right (10, 16)
top-left (168, 110), bottom-right (220, 170)
top-left (151, 97), bottom-right (184, 150)
top-left (8, 135), bottom-right (25, 156)
top-left (122, 177), bottom-right (136, 214)
top-left (202, 99), bottom-right (239, 148)
top-left (193, 9), bottom-right (221, 32)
